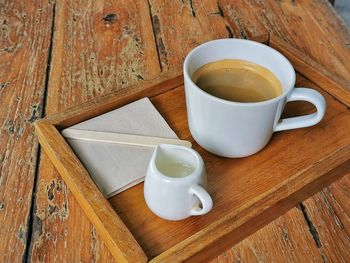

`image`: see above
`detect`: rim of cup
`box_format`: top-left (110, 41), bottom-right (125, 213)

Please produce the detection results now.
top-left (183, 38), bottom-right (296, 107)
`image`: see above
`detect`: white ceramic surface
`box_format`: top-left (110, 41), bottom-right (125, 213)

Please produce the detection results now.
top-left (183, 39), bottom-right (326, 158)
top-left (144, 144), bottom-right (213, 221)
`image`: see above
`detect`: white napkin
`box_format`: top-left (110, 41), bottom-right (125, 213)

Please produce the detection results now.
top-left (62, 98), bottom-right (178, 198)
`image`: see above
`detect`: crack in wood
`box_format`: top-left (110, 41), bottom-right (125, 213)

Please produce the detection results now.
top-left (24, 2), bottom-right (56, 262)
top-left (225, 25), bottom-right (233, 38)
top-left (31, 214), bottom-right (43, 242)
top-left (25, 194), bottom-right (42, 262)
top-left (136, 74), bottom-right (144, 80)
top-left (282, 227), bottom-right (289, 241)
top-left (216, 0), bottom-right (224, 17)
top-left (148, 3), bottom-right (168, 71)
top-left (147, 0), bottom-right (166, 71)
top-left (217, 1), bottom-right (234, 38)
top-left (181, 0), bottom-right (196, 17)
top-left (152, 15), bottom-right (168, 65)
top-left (225, 7), bottom-right (247, 39)
top-left (299, 203), bottom-right (322, 248)
top-left (23, 148), bottom-right (42, 263)
top-left (234, 15), bottom-right (248, 39)
top-left (91, 227), bottom-right (98, 263)
top-left (189, 0), bottom-right (196, 17)
top-left (102, 13), bottom-right (118, 24)
top-left (0, 81), bottom-right (9, 90)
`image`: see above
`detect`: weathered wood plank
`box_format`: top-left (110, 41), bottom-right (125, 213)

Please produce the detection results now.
top-left (327, 176), bottom-right (350, 233)
top-left (0, 1), bottom-right (54, 262)
top-left (220, 0), bottom-right (350, 82)
top-left (29, 0), bottom-right (160, 262)
top-left (148, 0), bottom-right (235, 70)
top-left (29, 158), bottom-right (111, 262)
top-left (270, 35), bottom-right (350, 107)
top-left (211, 176), bottom-right (350, 263)
top-left (218, 0), bottom-right (269, 41)
top-left (302, 175), bottom-right (350, 262)
top-left (46, 0), bottom-right (160, 111)
top-left (211, 207), bottom-right (325, 263)
top-left (210, 175), bottom-right (350, 263)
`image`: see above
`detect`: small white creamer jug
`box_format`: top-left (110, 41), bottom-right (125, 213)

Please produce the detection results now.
top-left (144, 144), bottom-right (213, 221)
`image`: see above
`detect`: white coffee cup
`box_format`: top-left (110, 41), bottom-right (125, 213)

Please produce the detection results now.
top-left (144, 144), bottom-right (213, 221)
top-left (183, 39), bottom-right (326, 158)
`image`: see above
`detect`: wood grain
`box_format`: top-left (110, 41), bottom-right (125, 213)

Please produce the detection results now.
top-left (211, 207), bottom-right (325, 263)
top-left (30, 152), bottom-right (114, 262)
top-left (220, 0), bottom-right (350, 83)
top-left (270, 35), bottom-right (350, 107)
top-left (29, 0), bottom-right (161, 261)
top-left (211, 170), bottom-right (350, 262)
top-left (303, 180), bottom-right (350, 262)
top-left (26, 0), bottom-right (350, 262)
top-left (327, 176), bottom-right (350, 234)
top-left (148, 0), bottom-right (236, 70)
top-left (47, 0), bottom-right (161, 110)
top-left (0, 1), bottom-right (54, 262)
top-left (218, 0), bottom-right (269, 41)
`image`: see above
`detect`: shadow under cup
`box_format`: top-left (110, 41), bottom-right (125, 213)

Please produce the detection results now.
top-left (183, 39), bottom-right (325, 158)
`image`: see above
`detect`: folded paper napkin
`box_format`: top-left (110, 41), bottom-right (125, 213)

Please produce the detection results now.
top-left (62, 98), bottom-right (178, 198)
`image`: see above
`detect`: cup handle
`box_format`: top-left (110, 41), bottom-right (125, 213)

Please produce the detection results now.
top-left (189, 185), bottom-right (213, 216)
top-left (274, 88), bottom-right (326, 132)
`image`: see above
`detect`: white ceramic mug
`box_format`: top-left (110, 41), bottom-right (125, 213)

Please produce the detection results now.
top-left (183, 39), bottom-right (326, 158)
top-left (144, 144), bottom-right (213, 221)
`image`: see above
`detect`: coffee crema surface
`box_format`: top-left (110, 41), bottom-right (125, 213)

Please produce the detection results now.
top-left (192, 59), bottom-right (283, 103)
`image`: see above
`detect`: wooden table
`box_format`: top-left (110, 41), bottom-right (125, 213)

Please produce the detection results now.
top-left (1, 0), bottom-right (350, 262)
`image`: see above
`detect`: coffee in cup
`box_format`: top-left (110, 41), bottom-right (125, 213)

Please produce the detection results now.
top-left (191, 59), bottom-right (283, 103)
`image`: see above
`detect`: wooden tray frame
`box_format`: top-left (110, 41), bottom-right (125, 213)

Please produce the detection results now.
top-left (34, 35), bottom-right (350, 263)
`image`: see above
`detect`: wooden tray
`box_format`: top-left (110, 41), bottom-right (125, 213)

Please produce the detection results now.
top-left (34, 36), bottom-right (350, 263)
